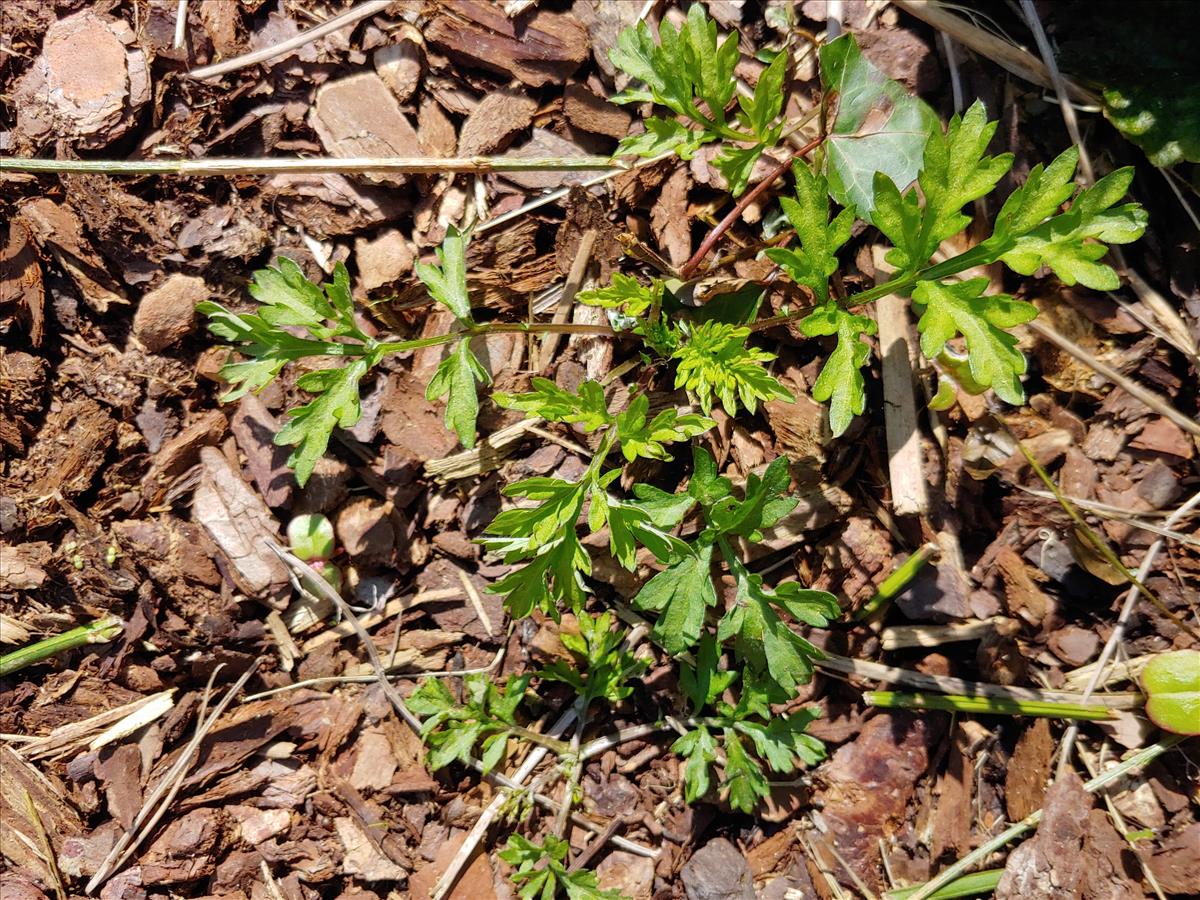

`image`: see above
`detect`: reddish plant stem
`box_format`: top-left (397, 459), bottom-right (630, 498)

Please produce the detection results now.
top-left (678, 135), bottom-right (824, 280)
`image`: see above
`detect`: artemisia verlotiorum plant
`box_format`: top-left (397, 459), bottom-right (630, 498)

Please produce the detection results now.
top-left (200, 5), bottom-right (1145, 886)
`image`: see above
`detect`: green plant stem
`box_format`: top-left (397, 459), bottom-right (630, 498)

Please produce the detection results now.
top-left (865, 691), bottom-right (1113, 721)
top-left (0, 155), bottom-right (622, 177)
top-left (0, 616), bottom-right (124, 678)
top-left (885, 869), bottom-right (1004, 900)
top-left (854, 542), bottom-right (940, 622)
top-left (907, 735), bottom-right (1185, 900)
top-left (373, 321), bottom-right (615, 356)
top-left (750, 243), bottom-right (1000, 333)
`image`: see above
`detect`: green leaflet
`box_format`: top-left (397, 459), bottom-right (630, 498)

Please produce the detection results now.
top-left (577, 273), bottom-right (663, 316)
top-left (500, 834), bottom-right (627, 900)
top-left (615, 392), bottom-right (715, 462)
top-left (276, 358), bottom-right (371, 486)
top-left (763, 163), bottom-right (855, 303)
top-left (819, 33), bottom-right (940, 217)
top-left (608, 4), bottom-right (783, 195)
top-left (538, 611), bottom-right (646, 708)
top-left (718, 556), bottom-right (839, 693)
top-left (798, 303), bottom-right (877, 437)
top-left (704, 455), bottom-right (798, 542)
top-left (494, 377), bottom-right (613, 432)
top-left (872, 100), bottom-right (1013, 272)
top-left (408, 673), bottom-right (531, 773)
top-left (413, 225), bottom-right (471, 323)
top-left (426, 339), bottom-right (490, 448)
top-left (633, 543), bottom-right (718, 655)
top-left (995, 163), bottom-right (1147, 290)
top-left (912, 278), bottom-right (1038, 405)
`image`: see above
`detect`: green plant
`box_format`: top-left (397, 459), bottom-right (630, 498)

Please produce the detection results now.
top-left (1141, 650), bottom-right (1200, 735)
top-left (200, 5), bottom-right (1147, 853)
top-left (499, 834), bottom-right (626, 900)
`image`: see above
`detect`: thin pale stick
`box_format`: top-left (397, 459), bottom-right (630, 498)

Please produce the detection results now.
top-left (1, 155), bottom-right (619, 177)
top-left (1027, 319), bottom-right (1200, 437)
top-left (87, 661), bottom-right (260, 892)
top-left (1055, 488), bottom-right (1200, 777)
top-left (187, 0), bottom-right (392, 80)
top-left (908, 735), bottom-right (1184, 900)
top-left (173, 0), bottom-right (187, 50)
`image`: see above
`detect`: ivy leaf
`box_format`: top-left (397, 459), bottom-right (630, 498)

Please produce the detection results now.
top-left (798, 303), bottom-right (877, 436)
top-left (633, 543), bottom-right (718, 655)
top-left (998, 166), bottom-right (1147, 290)
top-left (615, 392), bottom-right (715, 462)
top-left (494, 378), bottom-right (613, 432)
top-left (912, 278), bottom-right (1038, 405)
top-left (718, 558), bottom-right (835, 693)
top-left (672, 321), bottom-right (793, 415)
top-left (275, 358), bottom-right (370, 486)
top-left (414, 225), bottom-right (471, 323)
top-left (819, 34), bottom-right (939, 217)
top-left (763, 163), bottom-right (855, 303)
top-left (672, 724), bottom-right (719, 803)
top-left (426, 339), bottom-right (490, 448)
top-left (578, 273), bottom-right (663, 317)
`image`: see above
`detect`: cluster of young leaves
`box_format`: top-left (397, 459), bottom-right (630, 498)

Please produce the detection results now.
top-left (199, 259), bottom-right (387, 485)
top-left (672, 637), bottom-right (825, 813)
top-left (407, 673), bottom-right (531, 774)
top-left (538, 611), bottom-right (648, 712)
top-left (578, 278), bottom-right (794, 417)
top-left (414, 226), bottom-right (490, 447)
top-left (482, 380), bottom-right (711, 618)
top-left (609, 3), bottom-right (787, 195)
top-left (499, 834), bottom-right (625, 900)
top-left (633, 447), bottom-right (840, 693)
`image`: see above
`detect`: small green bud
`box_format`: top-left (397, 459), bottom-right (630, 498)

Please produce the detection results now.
top-left (287, 513), bottom-right (336, 561)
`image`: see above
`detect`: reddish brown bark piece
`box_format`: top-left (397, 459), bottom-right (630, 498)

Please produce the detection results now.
top-left (192, 445), bottom-right (290, 602)
top-left (133, 274), bottom-right (206, 352)
top-left (457, 86), bottom-right (538, 156)
top-left (0, 744), bottom-right (83, 885)
top-left (1148, 822), bottom-right (1200, 895)
top-left (230, 392), bottom-right (294, 509)
top-left (0, 223), bottom-right (45, 346)
top-left (425, 1), bottom-right (589, 88)
top-left (995, 770), bottom-right (1091, 899)
top-left (13, 9), bottom-right (149, 148)
top-left (17, 198), bottom-right (126, 312)
top-left (563, 83), bottom-right (633, 138)
top-left (408, 830), bottom-right (497, 899)
top-left (139, 808), bottom-right (228, 884)
top-left (1005, 718), bottom-right (1054, 821)
top-left (816, 711), bottom-right (938, 889)
top-left (374, 30), bottom-right (422, 103)
top-left (310, 73), bottom-right (421, 183)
